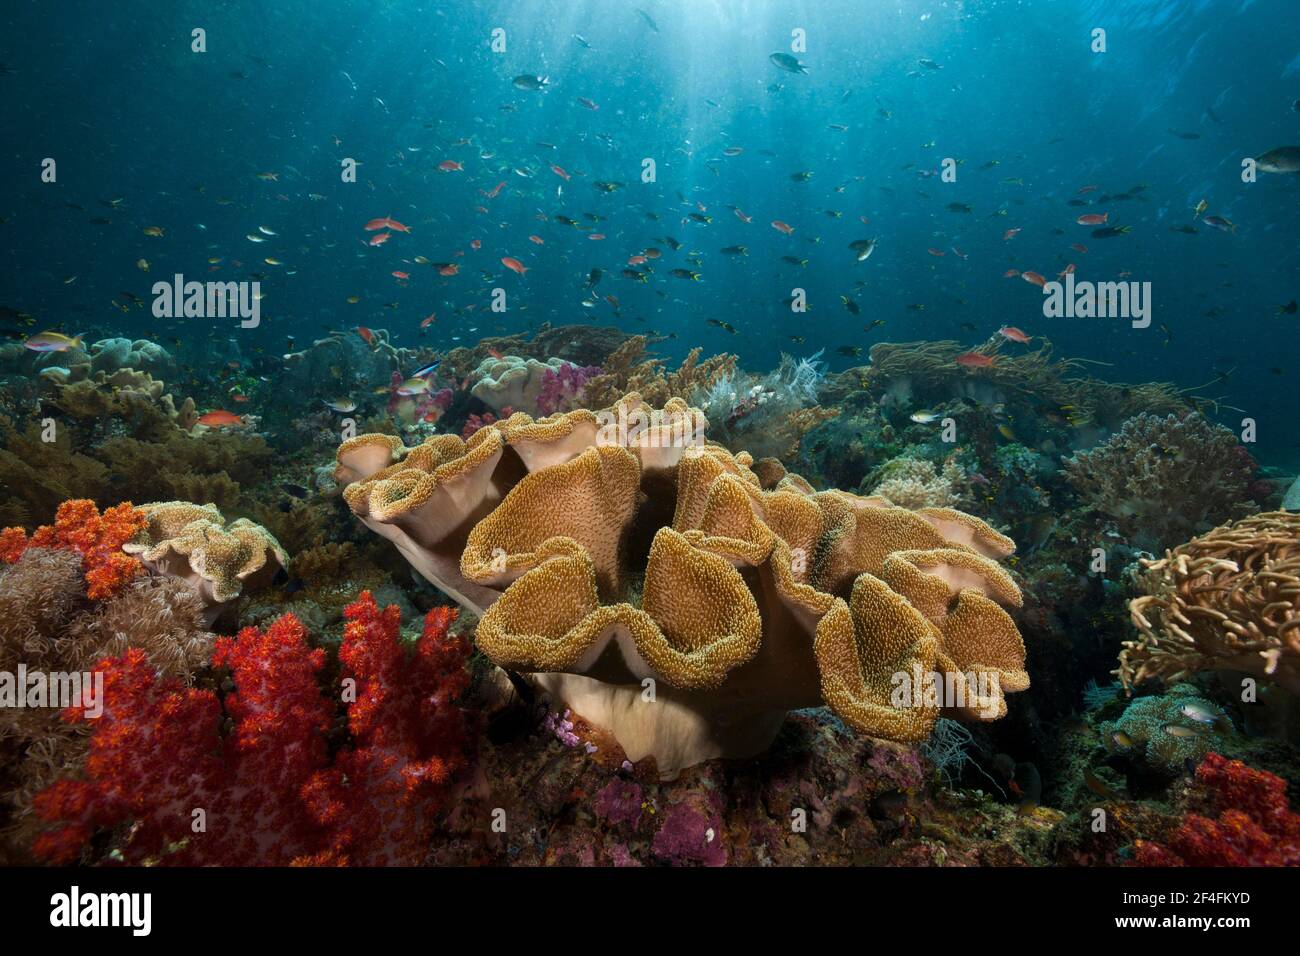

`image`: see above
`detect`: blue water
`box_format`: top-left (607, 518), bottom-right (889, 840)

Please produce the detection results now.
top-left (1, 0), bottom-right (1297, 461)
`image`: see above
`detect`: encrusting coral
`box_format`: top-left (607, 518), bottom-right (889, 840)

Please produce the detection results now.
top-left (1121, 511), bottom-right (1300, 695)
top-left (335, 393), bottom-right (1028, 776)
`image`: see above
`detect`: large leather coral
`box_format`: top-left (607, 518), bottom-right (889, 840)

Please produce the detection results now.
top-left (337, 395), bottom-right (1027, 775)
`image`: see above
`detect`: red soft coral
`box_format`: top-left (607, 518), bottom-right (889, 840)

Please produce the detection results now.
top-left (300, 592), bottom-right (469, 865)
top-left (1133, 753), bottom-right (1300, 867)
top-left (32, 597), bottom-right (471, 866)
top-left (4, 499), bottom-right (146, 599)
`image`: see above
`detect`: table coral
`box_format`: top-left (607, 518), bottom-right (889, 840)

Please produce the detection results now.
top-left (1121, 511), bottom-right (1300, 694)
top-left (30, 592), bottom-right (470, 866)
top-left (335, 393), bottom-right (1028, 776)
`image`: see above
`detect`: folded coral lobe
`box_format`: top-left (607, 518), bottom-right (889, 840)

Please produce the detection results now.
top-left (335, 396), bottom-right (1028, 776)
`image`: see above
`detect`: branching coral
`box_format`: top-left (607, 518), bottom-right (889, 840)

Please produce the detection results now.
top-left (582, 337), bottom-right (738, 409)
top-left (1121, 511), bottom-right (1300, 694)
top-left (0, 417), bottom-right (110, 527)
top-left (1065, 412), bottom-right (1257, 550)
top-left (1133, 753), bottom-right (1300, 866)
top-left (1, 500), bottom-right (146, 600)
top-left (870, 456), bottom-right (968, 510)
top-left (30, 593), bottom-right (470, 866)
top-left (335, 394), bottom-right (1028, 776)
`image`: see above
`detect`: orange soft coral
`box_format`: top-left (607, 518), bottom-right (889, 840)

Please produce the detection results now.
top-left (2, 500), bottom-right (146, 600)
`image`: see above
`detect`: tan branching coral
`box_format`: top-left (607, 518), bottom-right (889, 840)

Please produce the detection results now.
top-left (870, 456), bottom-right (968, 510)
top-left (581, 338), bottom-right (737, 409)
top-left (122, 502), bottom-right (288, 625)
top-left (1121, 511), bottom-right (1300, 694)
top-left (336, 395), bottom-right (1027, 775)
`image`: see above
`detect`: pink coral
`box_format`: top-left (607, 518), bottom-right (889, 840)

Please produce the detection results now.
top-left (536, 363), bottom-right (601, 416)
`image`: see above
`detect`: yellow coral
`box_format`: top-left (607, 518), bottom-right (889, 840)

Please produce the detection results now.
top-left (336, 395), bottom-right (1027, 775)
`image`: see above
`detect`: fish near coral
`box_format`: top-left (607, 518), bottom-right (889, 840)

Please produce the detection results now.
top-left (334, 394), bottom-right (1028, 776)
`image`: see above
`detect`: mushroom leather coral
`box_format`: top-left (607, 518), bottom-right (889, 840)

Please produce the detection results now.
top-left (31, 592), bottom-right (469, 866)
top-left (336, 395), bottom-right (1028, 776)
top-left (121, 501), bottom-right (288, 625)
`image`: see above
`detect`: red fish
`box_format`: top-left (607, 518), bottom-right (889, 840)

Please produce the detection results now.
top-left (196, 410), bottom-right (243, 427)
top-left (771, 220), bottom-right (794, 235)
top-left (1058, 263), bottom-right (1076, 277)
top-left (927, 247), bottom-right (946, 257)
top-left (484, 181), bottom-right (507, 198)
top-left (470, 239), bottom-right (481, 250)
top-left (1021, 271), bottom-right (1047, 287)
top-left (501, 256), bottom-right (528, 275)
top-left (487, 347), bottom-right (505, 360)
top-left (955, 352), bottom-right (995, 368)
top-left (392, 271), bottom-right (410, 280)
top-left (528, 235), bottom-right (545, 245)
top-left (385, 219), bottom-right (411, 233)
top-left (588, 233), bottom-right (605, 241)
top-left (1077, 184), bottom-right (1099, 194)
top-left (438, 160), bottom-right (463, 172)
top-left (355, 326), bottom-right (375, 346)
top-left (1003, 228), bottom-right (1021, 241)
top-left (627, 255), bottom-right (647, 265)
top-left (998, 326), bottom-right (1032, 344)
top-left (551, 164), bottom-right (570, 181)
top-left (368, 232), bottom-right (391, 246)
top-left (364, 217), bottom-right (390, 231)
top-left (1002, 269), bottom-right (1021, 278)
top-left (1076, 213), bottom-right (1108, 225)
top-left (420, 313), bottom-right (436, 328)
top-left (436, 263), bottom-right (459, 276)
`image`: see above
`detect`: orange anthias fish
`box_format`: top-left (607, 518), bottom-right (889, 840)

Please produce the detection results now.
top-left (368, 232), bottom-right (391, 246)
top-left (438, 160), bottom-right (463, 172)
top-left (385, 219), bottom-right (411, 233)
top-left (392, 271), bottom-right (410, 280)
top-left (955, 352), bottom-right (996, 369)
top-left (771, 220), bottom-right (794, 235)
top-left (1076, 213), bottom-right (1108, 225)
top-left (420, 313), bottom-right (437, 328)
top-left (364, 217), bottom-right (390, 231)
top-left (501, 256), bottom-right (528, 275)
top-left (528, 235), bottom-right (545, 245)
top-left (355, 326), bottom-right (375, 346)
top-left (588, 233), bottom-right (606, 241)
top-left (24, 331), bottom-right (84, 352)
top-left (436, 263), bottom-right (459, 276)
top-left (1002, 269), bottom-right (1020, 278)
top-left (550, 164), bottom-right (570, 181)
top-left (487, 347), bottom-right (505, 360)
top-left (1003, 228), bottom-right (1021, 241)
top-left (196, 409), bottom-right (243, 427)
top-left (1021, 270), bottom-right (1047, 287)
top-left (926, 247), bottom-right (946, 257)
top-left (998, 326), bottom-right (1032, 344)
top-left (484, 181), bottom-right (506, 198)
top-left (470, 239), bottom-right (481, 250)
